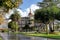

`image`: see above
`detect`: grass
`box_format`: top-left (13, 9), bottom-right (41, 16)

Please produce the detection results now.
top-left (19, 32), bottom-right (60, 39)
top-left (8, 31), bottom-right (60, 39)
top-left (0, 37), bottom-right (2, 40)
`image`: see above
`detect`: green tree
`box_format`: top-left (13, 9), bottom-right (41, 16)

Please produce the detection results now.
top-left (38, 0), bottom-right (59, 8)
top-left (55, 9), bottom-right (60, 20)
top-left (10, 9), bottom-right (20, 21)
top-left (50, 6), bottom-right (60, 31)
top-left (37, 0), bottom-right (60, 33)
top-left (0, 0), bottom-right (22, 12)
top-left (8, 21), bottom-right (19, 31)
top-left (9, 10), bottom-right (21, 32)
top-left (34, 8), bottom-right (50, 34)
top-left (34, 6), bottom-right (60, 33)
top-left (0, 0), bottom-right (22, 26)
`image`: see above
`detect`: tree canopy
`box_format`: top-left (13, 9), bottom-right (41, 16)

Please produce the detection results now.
top-left (10, 10), bottom-right (20, 21)
top-left (34, 6), bottom-right (60, 23)
top-left (0, 0), bottom-right (22, 12)
top-left (55, 9), bottom-right (60, 20)
top-left (34, 8), bottom-right (49, 24)
top-left (8, 9), bottom-right (21, 31)
top-left (8, 21), bottom-right (19, 31)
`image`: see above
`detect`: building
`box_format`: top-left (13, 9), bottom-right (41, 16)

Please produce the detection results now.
top-left (19, 9), bottom-right (34, 29)
top-left (19, 17), bottom-right (30, 27)
top-left (28, 9), bottom-right (34, 27)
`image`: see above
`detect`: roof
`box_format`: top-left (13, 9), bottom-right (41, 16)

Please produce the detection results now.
top-left (0, 28), bottom-right (8, 30)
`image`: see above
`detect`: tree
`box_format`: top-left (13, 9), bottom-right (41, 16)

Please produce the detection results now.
top-left (8, 21), bottom-right (19, 31)
top-left (34, 8), bottom-right (50, 34)
top-left (9, 10), bottom-right (21, 32)
top-left (0, 0), bottom-right (22, 12)
top-left (10, 9), bottom-right (21, 21)
top-left (0, 0), bottom-right (22, 26)
top-left (37, 0), bottom-right (60, 33)
top-left (38, 0), bottom-right (59, 8)
top-left (34, 6), bottom-right (60, 33)
top-left (50, 6), bottom-right (60, 31)
top-left (55, 9), bottom-right (60, 20)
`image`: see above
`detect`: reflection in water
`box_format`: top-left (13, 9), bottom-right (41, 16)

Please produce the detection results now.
top-left (8, 33), bottom-right (18, 40)
top-left (0, 33), bottom-right (60, 40)
top-left (8, 33), bottom-right (60, 40)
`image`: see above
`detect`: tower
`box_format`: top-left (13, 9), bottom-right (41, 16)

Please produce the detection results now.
top-left (28, 9), bottom-right (34, 27)
top-left (28, 9), bottom-right (34, 20)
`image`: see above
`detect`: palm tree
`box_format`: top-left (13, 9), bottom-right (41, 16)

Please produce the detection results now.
top-left (8, 21), bottom-right (19, 32)
top-left (9, 9), bottom-right (21, 32)
top-left (10, 9), bottom-right (21, 21)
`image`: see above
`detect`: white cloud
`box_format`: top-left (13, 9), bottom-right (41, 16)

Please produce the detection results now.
top-left (17, 9), bottom-right (28, 17)
top-left (17, 4), bottom-right (39, 17)
top-left (30, 4), bottom-right (40, 11)
top-left (5, 9), bottom-right (14, 18)
top-left (24, 4), bottom-right (40, 17)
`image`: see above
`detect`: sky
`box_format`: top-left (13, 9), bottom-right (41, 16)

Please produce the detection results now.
top-left (5, 0), bottom-right (43, 18)
top-left (18, 0), bottom-right (42, 17)
top-left (19, 0), bottom-right (42, 11)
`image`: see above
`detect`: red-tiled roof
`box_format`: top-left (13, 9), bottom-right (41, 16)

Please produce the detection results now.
top-left (0, 28), bottom-right (8, 30)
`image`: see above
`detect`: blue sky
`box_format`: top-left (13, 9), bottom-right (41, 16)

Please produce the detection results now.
top-left (19, 0), bottom-right (42, 11)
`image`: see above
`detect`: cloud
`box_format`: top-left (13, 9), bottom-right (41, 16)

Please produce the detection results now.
top-left (24, 4), bottom-right (40, 17)
top-left (5, 8), bottom-right (26, 18)
top-left (17, 4), bottom-right (40, 17)
top-left (30, 4), bottom-right (40, 11)
top-left (17, 9), bottom-right (28, 17)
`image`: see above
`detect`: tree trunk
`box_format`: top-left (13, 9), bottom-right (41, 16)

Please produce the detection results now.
top-left (49, 21), bottom-right (52, 33)
top-left (46, 23), bottom-right (49, 34)
top-left (53, 20), bottom-right (55, 31)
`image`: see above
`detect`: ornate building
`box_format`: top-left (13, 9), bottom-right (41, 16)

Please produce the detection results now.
top-left (28, 9), bottom-right (34, 27)
top-left (19, 9), bottom-right (34, 28)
